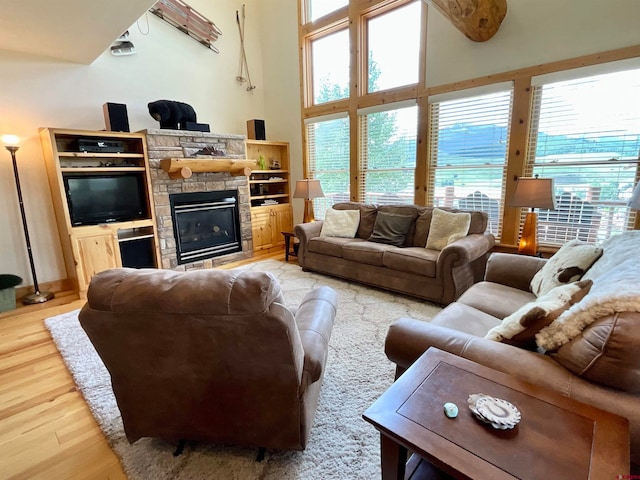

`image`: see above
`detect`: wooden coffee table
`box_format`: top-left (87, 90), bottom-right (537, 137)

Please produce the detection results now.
top-left (363, 348), bottom-right (629, 480)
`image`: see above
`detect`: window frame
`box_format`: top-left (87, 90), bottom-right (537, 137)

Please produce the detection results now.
top-left (298, 0), bottom-right (640, 248)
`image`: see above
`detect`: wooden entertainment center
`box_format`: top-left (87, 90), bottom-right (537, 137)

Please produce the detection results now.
top-left (39, 128), bottom-right (160, 297)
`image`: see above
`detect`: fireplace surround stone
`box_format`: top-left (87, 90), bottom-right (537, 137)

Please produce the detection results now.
top-left (143, 129), bottom-right (253, 270)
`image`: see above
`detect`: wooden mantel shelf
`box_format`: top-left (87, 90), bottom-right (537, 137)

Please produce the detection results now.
top-left (160, 158), bottom-right (257, 179)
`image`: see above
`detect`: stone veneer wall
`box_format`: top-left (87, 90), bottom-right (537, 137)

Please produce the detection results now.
top-left (142, 128), bottom-right (253, 271)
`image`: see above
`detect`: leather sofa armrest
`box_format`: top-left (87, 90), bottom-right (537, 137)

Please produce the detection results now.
top-left (295, 286), bottom-right (338, 386)
top-left (385, 317), bottom-right (574, 394)
top-left (435, 233), bottom-right (495, 304)
top-left (438, 233), bottom-right (495, 268)
top-left (484, 252), bottom-right (547, 291)
top-left (294, 222), bottom-right (323, 267)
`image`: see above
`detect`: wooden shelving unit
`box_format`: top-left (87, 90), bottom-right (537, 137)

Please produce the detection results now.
top-left (245, 140), bottom-right (293, 253)
top-left (39, 128), bottom-right (160, 297)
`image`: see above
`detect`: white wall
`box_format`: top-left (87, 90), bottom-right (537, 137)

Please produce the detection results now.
top-left (0, 0), bottom-right (267, 285)
top-left (425, 0), bottom-right (640, 87)
top-left (256, 0), bottom-right (305, 224)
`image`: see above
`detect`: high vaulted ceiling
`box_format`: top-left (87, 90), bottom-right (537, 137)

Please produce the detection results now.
top-left (0, 0), bottom-right (157, 64)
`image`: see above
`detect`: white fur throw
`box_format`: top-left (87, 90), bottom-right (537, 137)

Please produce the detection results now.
top-left (535, 256), bottom-right (640, 351)
top-left (583, 230), bottom-right (640, 281)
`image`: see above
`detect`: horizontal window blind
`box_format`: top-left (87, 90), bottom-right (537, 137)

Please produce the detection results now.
top-left (525, 67), bottom-right (640, 245)
top-left (306, 116), bottom-right (351, 219)
top-left (428, 89), bottom-right (513, 239)
top-left (358, 104), bottom-right (418, 205)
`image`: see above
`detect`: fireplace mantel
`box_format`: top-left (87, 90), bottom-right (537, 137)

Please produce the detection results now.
top-left (160, 157), bottom-right (257, 179)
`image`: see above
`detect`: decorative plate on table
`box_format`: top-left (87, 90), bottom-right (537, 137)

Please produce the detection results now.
top-left (468, 393), bottom-right (521, 430)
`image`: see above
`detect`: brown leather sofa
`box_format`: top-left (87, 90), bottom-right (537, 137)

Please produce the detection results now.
top-left (295, 202), bottom-right (495, 305)
top-left (385, 233), bottom-right (640, 469)
top-left (79, 267), bottom-right (338, 451)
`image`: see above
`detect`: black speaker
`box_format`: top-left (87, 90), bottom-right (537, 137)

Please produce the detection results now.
top-left (247, 119), bottom-right (266, 140)
top-left (103, 102), bottom-right (130, 132)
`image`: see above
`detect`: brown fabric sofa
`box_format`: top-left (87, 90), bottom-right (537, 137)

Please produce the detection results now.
top-left (295, 202), bottom-right (495, 305)
top-left (385, 231), bottom-right (640, 468)
top-left (79, 267), bottom-right (338, 451)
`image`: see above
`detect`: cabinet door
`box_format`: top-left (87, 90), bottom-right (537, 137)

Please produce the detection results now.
top-left (73, 232), bottom-right (121, 292)
top-left (271, 205), bottom-right (293, 246)
top-left (251, 208), bottom-right (275, 251)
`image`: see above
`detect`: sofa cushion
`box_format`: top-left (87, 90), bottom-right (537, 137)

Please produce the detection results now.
top-left (431, 302), bottom-right (501, 337)
top-left (530, 239), bottom-right (602, 297)
top-left (333, 202), bottom-right (377, 239)
top-left (412, 208), bottom-right (434, 247)
top-left (368, 211), bottom-right (415, 247)
top-left (382, 247), bottom-right (438, 278)
top-left (457, 281), bottom-right (536, 320)
top-left (426, 208), bottom-right (471, 250)
top-left (550, 311), bottom-right (640, 393)
top-left (342, 240), bottom-right (390, 266)
top-left (309, 236), bottom-right (362, 258)
top-left (485, 280), bottom-right (592, 349)
top-left (320, 208), bottom-right (360, 238)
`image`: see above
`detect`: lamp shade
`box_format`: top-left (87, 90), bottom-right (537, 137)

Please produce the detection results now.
top-left (509, 177), bottom-right (556, 210)
top-left (293, 179), bottom-right (324, 200)
top-left (629, 182), bottom-right (640, 210)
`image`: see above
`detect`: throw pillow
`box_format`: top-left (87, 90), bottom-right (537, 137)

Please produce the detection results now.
top-left (485, 279), bottom-right (592, 349)
top-left (320, 208), bottom-right (360, 238)
top-left (530, 240), bottom-right (602, 297)
top-left (425, 208), bottom-right (471, 250)
top-left (368, 212), bottom-right (415, 247)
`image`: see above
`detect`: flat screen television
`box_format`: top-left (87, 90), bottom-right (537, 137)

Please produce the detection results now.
top-left (63, 173), bottom-right (149, 226)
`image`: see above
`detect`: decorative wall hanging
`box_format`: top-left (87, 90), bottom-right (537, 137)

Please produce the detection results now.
top-left (236, 4), bottom-right (256, 91)
top-left (421, 0), bottom-right (507, 42)
top-left (150, 0), bottom-right (222, 53)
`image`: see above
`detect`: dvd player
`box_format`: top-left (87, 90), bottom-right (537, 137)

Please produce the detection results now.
top-left (75, 138), bottom-right (125, 153)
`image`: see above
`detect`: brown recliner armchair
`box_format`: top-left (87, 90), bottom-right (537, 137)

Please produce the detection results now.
top-left (79, 267), bottom-right (338, 451)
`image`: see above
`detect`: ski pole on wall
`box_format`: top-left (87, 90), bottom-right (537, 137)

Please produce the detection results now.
top-left (236, 4), bottom-right (256, 91)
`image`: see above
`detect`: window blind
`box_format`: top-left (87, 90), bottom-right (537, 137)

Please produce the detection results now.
top-left (525, 67), bottom-right (640, 245)
top-left (358, 104), bottom-right (418, 205)
top-left (305, 116), bottom-right (351, 219)
top-left (428, 89), bottom-right (513, 239)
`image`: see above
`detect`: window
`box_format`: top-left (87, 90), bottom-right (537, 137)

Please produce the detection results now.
top-left (359, 102), bottom-right (417, 204)
top-left (428, 87), bottom-right (513, 238)
top-left (366, 2), bottom-right (421, 93)
top-left (526, 67), bottom-right (640, 245)
top-left (311, 29), bottom-right (350, 105)
top-left (307, 0), bottom-right (348, 22)
top-left (306, 115), bottom-right (351, 219)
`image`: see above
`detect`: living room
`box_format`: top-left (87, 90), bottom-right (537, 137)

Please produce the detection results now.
top-left (1, 0), bottom-right (639, 478)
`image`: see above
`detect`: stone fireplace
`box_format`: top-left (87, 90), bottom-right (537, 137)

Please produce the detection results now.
top-left (170, 190), bottom-right (242, 264)
top-left (143, 128), bottom-right (253, 271)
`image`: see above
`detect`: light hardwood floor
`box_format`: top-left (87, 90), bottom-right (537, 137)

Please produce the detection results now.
top-left (0, 252), bottom-right (285, 479)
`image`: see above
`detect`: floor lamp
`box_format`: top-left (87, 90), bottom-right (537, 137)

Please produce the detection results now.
top-left (293, 179), bottom-right (324, 223)
top-left (509, 175), bottom-right (556, 256)
top-left (2, 135), bottom-right (54, 304)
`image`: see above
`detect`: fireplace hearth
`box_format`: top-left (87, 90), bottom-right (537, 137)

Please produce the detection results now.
top-left (170, 190), bottom-right (241, 264)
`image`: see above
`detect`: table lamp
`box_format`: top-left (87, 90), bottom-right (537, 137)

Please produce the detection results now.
top-left (2, 134), bottom-right (54, 304)
top-left (509, 175), bottom-right (556, 256)
top-left (293, 179), bottom-right (324, 223)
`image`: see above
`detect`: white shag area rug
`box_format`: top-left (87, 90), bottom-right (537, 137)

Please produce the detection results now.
top-left (44, 260), bottom-right (441, 480)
